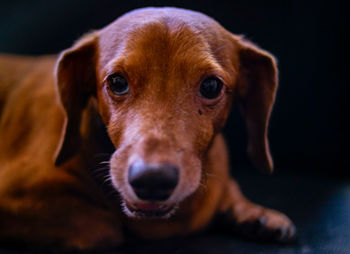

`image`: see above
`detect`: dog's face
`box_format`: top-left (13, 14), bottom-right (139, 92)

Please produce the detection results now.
top-left (96, 16), bottom-right (237, 218)
top-left (54, 8), bottom-right (278, 219)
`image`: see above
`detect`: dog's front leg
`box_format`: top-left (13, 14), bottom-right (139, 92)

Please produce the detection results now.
top-left (217, 179), bottom-right (296, 242)
top-left (207, 135), bottom-right (296, 242)
top-left (0, 180), bottom-right (124, 250)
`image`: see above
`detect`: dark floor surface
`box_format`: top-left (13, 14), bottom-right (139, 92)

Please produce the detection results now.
top-left (1, 170), bottom-right (349, 254)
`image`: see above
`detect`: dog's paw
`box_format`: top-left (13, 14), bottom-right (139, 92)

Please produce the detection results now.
top-left (231, 204), bottom-right (296, 243)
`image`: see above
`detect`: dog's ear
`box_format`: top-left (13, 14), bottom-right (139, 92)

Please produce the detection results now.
top-left (236, 38), bottom-right (278, 174)
top-left (54, 32), bottom-right (98, 166)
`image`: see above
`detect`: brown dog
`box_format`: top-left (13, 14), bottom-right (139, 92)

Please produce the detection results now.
top-left (0, 7), bottom-right (295, 250)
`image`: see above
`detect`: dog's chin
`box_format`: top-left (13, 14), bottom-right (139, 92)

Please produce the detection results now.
top-left (122, 200), bottom-right (177, 219)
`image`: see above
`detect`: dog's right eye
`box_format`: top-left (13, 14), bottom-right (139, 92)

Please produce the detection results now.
top-left (107, 74), bottom-right (129, 95)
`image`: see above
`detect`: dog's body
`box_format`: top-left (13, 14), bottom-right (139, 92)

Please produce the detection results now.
top-left (0, 7), bottom-right (295, 249)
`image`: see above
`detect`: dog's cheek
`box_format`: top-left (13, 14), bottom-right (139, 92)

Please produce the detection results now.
top-left (105, 107), bottom-right (134, 150)
top-left (212, 97), bottom-right (233, 132)
top-left (194, 118), bottom-right (215, 155)
top-left (97, 87), bottom-right (112, 125)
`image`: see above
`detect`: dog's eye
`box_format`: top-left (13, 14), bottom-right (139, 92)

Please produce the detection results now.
top-left (199, 77), bottom-right (223, 99)
top-left (107, 74), bottom-right (129, 95)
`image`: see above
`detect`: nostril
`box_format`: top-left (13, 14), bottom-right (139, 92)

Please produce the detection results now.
top-left (128, 162), bottom-right (179, 201)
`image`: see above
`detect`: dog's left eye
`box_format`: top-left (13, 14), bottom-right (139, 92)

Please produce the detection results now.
top-left (199, 77), bottom-right (223, 99)
top-left (107, 74), bottom-right (129, 95)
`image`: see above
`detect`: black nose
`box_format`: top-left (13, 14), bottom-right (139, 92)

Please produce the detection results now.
top-left (128, 162), bottom-right (179, 201)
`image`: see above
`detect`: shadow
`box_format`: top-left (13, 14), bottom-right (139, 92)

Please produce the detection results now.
top-left (1, 172), bottom-right (349, 254)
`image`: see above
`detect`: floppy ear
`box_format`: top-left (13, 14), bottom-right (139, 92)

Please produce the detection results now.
top-left (54, 32), bottom-right (98, 166)
top-left (237, 38), bottom-right (278, 173)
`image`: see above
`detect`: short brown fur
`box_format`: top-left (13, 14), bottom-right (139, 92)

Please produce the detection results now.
top-left (0, 7), bottom-right (295, 250)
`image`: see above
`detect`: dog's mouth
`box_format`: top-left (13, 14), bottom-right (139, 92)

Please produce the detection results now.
top-left (123, 201), bottom-right (177, 219)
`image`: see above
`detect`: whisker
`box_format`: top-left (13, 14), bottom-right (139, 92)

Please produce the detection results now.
top-left (91, 166), bottom-right (110, 176)
top-left (102, 174), bottom-right (112, 183)
top-left (205, 172), bottom-right (223, 183)
top-left (94, 165), bottom-right (110, 171)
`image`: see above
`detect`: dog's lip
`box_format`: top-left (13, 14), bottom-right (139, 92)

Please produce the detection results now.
top-left (133, 203), bottom-right (167, 211)
top-left (125, 201), bottom-right (175, 217)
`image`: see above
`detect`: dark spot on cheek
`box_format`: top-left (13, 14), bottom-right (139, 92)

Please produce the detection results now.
top-left (198, 109), bottom-right (203, 115)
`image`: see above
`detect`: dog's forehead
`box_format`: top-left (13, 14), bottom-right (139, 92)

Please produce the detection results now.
top-left (98, 7), bottom-right (234, 71)
top-left (99, 7), bottom-right (222, 44)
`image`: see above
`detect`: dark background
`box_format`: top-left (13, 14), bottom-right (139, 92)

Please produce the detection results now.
top-left (0, 1), bottom-right (349, 253)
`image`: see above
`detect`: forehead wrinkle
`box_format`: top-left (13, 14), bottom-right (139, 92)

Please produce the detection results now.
top-left (124, 22), bottom-right (226, 80)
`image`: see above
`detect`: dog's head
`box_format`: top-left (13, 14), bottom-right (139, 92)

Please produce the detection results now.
top-left (54, 8), bottom-right (278, 218)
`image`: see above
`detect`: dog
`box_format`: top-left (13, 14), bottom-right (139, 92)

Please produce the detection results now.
top-left (0, 7), bottom-right (296, 250)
